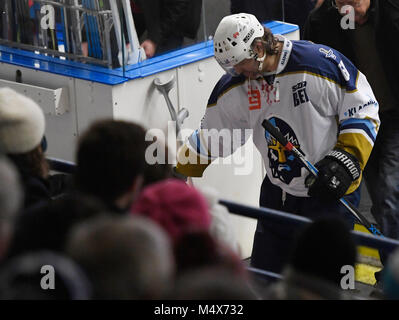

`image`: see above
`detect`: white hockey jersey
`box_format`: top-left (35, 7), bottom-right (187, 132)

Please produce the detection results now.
top-left (177, 35), bottom-right (380, 197)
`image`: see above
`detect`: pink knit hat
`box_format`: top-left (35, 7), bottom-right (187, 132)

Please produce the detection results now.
top-left (131, 179), bottom-right (211, 243)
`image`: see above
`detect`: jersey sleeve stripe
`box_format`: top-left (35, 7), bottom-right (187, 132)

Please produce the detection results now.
top-left (188, 129), bottom-right (210, 158)
top-left (335, 132), bottom-right (374, 170)
top-left (340, 118), bottom-right (378, 142)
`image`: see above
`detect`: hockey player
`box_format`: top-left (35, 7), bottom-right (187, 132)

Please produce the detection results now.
top-left (175, 13), bottom-right (380, 273)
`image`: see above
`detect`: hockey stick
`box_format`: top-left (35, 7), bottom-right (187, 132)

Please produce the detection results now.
top-left (261, 119), bottom-right (383, 237)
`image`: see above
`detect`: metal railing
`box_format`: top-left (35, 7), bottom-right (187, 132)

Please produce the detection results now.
top-left (47, 157), bottom-right (399, 282)
top-left (220, 199), bottom-right (399, 255)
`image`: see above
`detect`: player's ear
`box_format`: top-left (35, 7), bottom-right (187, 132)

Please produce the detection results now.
top-left (253, 39), bottom-right (264, 58)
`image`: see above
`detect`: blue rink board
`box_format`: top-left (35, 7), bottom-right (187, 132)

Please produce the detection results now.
top-left (0, 21), bottom-right (298, 85)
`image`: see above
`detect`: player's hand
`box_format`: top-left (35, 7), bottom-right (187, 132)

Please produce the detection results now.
top-left (141, 39), bottom-right (157, 58)
top-left (305, 148), bottom-right (360, 200)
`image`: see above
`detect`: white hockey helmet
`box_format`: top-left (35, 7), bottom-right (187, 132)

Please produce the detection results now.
top-left (213, 13), bottom-right (265, 76)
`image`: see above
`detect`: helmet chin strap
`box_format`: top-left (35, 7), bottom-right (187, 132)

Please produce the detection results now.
top-left (256, 53), bottom-right (267, 72)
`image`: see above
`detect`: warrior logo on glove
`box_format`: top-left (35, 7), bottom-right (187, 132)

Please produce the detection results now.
top-left (305, 148), bottom-right (361, 200)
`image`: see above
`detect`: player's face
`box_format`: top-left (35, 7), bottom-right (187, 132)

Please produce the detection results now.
top-left (333, 0), bottom-right (370, 25)
top-left (233, 59), bottom-right (260, 79)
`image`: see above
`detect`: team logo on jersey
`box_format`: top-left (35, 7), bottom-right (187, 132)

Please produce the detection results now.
top-left (292, 81), bottom-right (309, 107)
top-left (265, 117), bottom-right (302, 184)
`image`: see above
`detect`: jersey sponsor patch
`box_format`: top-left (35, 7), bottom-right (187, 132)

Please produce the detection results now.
top-left (344, 97), bottom-right (378, 117)
top-left (292, 81), bottom-right (309, 107)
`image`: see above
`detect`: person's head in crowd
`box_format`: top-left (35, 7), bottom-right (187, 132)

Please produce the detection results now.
top-left (142, 134), bottom-right (173, 187)
top-left (289, 218), bottom-right (357, 287)
top-left (383, 248), bottom-right (399, 299)
top-left (6, 194), bottom-right (106, 259)
top-left (0, 87), bottom-right (49, 208)
top-left (75, 119), bottom-right (147, 212)
top-left (0, 156), bottom-right (23, 261)
top-left (170, 267), bottom-right (258, 300)
top-left (0, 251), bottom-right (92, 299)
top-left (174, 230), bottom-right (246, 278)
top-left (66, 216), bottom-right (174, 299)
top-left (130, 178), bottom-right (212, 244)
top-left (332, 0), bottom-right (370, 25)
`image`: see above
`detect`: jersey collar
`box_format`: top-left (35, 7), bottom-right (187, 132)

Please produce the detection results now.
top-left (262, 35), bottom-right (293, 76)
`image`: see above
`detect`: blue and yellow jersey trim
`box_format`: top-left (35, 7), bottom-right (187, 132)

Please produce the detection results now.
top-left (280, 40), bottom-right (360, 92)
top-left (335, 118), bottom-right (379, 194)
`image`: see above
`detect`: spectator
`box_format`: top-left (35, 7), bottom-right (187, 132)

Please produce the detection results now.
top-left (6, 194), bottom-right (106, 259)
top-left (303, 0), bottom-right (399, 280)
top-left (132, 0), bottom-right (203, 57)
top-left (66, 216), bottom-right (174, 299)
top-left (130, 178), bottom-right (211, 244)
top-left (0, 251), bottom-right (92, 300)
top-left (0, 156), bottom-right (23, 262)
top-left (0, 87), bottom-right (69, 210)
top-left (231, 0), bottom-right (320, 38)
top-left (284, 0), bottom-right (320, 38)
top-left (75, 119), bottom-right (147, 214)
top-left (170, 267), bottom-right (259, 300)
top-left (266, 218), bottom-right (357, 299)
top-left (290, 218), bottom-right (357, 286)
top-left (383, 248), bottom-right (399, 300)
top-left (230, 0), bottom-right (283, 23)
top-left (141, 141), bottom-right (241, 255)
top-left (174, 230), bottom-right (245, 278)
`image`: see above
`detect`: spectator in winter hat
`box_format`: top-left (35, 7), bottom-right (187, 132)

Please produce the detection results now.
top-left (130, 178), bottom-right (211, 244)
top-left (0, 87), bottom-right (68, 209)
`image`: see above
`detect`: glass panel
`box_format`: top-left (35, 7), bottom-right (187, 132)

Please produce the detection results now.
top-left (121, 0), bottom-right (207, 62)
top-left (0, 0), bottom-right (116, 67)
top-left (0, 0), bottom-right (303, 71)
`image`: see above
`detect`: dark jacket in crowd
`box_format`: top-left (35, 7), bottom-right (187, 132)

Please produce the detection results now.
top-left (18, 171), bottom-right (71, 209)
top-left (231, 0), bottom-right (283, 23)
top-left (133, 0), bottom-right (202, 45)
top-left (231, 0), bottom-right (317, 38)
top-left (303, 0), bottom-right (399, 110)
